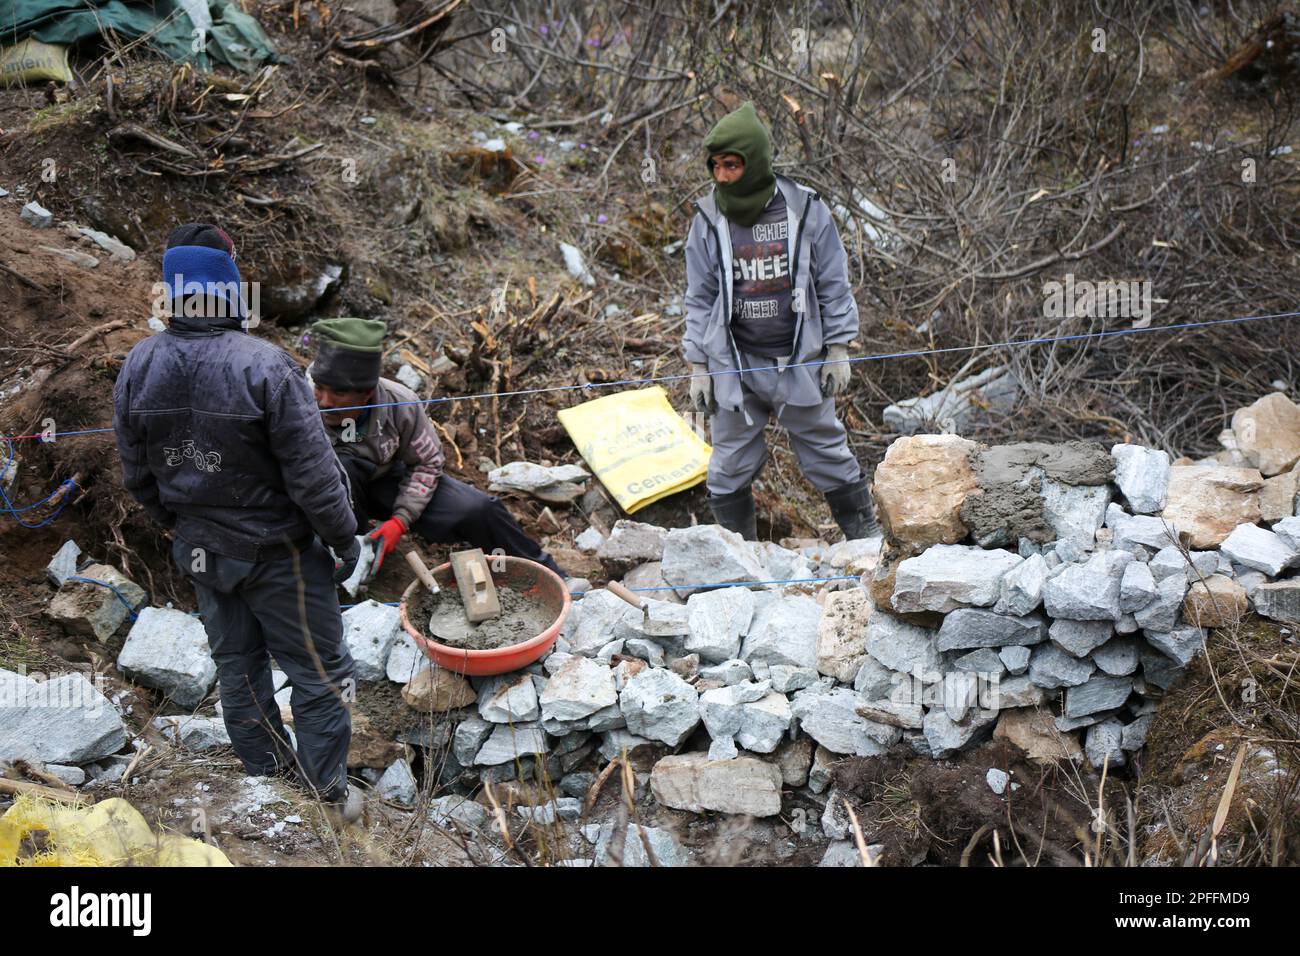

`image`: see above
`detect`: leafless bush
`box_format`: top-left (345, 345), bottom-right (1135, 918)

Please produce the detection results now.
top-left (430, 0), bottom-right (1300, 457)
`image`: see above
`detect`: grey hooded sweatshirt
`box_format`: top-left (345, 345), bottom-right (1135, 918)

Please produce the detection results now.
top-left (683, 174), bottom-right (860, 410)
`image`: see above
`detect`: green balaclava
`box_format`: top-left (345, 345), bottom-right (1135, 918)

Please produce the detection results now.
top-left (703, 101), bottom-right (777, 228)
top-left (309, 317), bottom-right (387, 391)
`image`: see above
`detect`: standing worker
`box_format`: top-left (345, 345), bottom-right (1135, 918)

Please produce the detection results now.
top-left (113, 224), bottom-right (364, 824)
top-left (683, 101), bottom-right (879, 541)
top-left (306, 318), bottom-right (568, 581)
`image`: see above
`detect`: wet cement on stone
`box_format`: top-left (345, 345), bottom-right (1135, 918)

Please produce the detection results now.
top-left (960, 441), bottom-right (1114, 547)
top-left (415, 584), bottom-right (555, 650)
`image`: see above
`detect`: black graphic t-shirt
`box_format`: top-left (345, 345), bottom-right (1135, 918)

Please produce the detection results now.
top-left (728, 192), bottom-right (795, 357)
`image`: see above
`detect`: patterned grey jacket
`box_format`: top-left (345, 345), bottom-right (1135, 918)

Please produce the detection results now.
top-left (322, 377), bottom-right (445, 529)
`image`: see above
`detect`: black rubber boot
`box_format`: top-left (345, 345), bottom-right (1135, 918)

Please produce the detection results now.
top-left (824, 477), bottom-right (880, 541)
top-left (708, 487), bottom-right (758, 541)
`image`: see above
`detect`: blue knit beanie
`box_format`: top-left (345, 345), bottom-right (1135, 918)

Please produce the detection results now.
top-left (162, 223), bottom-right (246, 319)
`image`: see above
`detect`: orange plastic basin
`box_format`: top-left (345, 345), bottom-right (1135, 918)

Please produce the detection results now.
top-left (399, 556), bottom-right (571, 677)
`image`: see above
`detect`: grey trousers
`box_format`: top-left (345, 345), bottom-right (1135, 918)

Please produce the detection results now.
top-left (172, 536), bottom-right (354, 800)
top-left (707, 353), bottom-right (862, 496)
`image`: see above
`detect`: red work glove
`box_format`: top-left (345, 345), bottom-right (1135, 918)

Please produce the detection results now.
top-left (367, 517), bottom-right (406, 573)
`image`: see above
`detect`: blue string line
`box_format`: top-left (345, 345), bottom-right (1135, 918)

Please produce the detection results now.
top-left (570, 574), bottom-right (861, 598)
top-left (0, 440), bottom-right (76, 528)
top-left (2, 309), bottom-right (1294, 443)
top-left (332, 574), bottom-right (862, 610)
top-left (66, 575), bottom-right (141, 621)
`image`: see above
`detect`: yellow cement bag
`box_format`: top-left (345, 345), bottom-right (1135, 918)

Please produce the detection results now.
top-left (0, 39), bottom-right (73, 87)
top-left (0, 795), bottom-right (231, 867)
top-left (558, 385), bottom-right (710, 513)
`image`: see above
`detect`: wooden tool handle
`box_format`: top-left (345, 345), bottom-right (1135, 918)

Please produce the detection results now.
top-left (606, 580), bottom-right (644, 609)
top-left (469, 559), bottom-right (487, 592)
top-left (405, 551), bottom-right (439, 592)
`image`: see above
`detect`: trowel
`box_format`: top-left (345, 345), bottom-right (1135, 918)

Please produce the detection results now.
top-left (607, 580), bottom-right (689, 637)
top-left (406, 550), bottom-right (478, 646)
top-left (607, 580), bottom-right (650, 623)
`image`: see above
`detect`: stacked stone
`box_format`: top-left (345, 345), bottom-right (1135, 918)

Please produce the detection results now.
top-left (429, 394), bottom-right (1300, 819)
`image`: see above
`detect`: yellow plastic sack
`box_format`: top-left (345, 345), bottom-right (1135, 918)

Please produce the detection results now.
top-left (0, 39), bottom-right (73, 87)
top-left (558, 386), bottom-right (710, 513)
top-left (0, 795), bottom-right (231, 867)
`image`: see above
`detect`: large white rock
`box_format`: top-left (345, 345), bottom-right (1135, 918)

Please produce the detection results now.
top-left (562, 589), bottom-right (644, 656)
top-left (342, 600), bottom-right (403, 680)
top-left (892, 544), bottom-right (1021, 613)
top-left (994, 552), bottom-right (1048, 616)
top-left (864, 612), bottom-right (941, 674)
top-left (151, 714), bottom-right (231, 751)
top-left (650, 753), bottom-right (783, 817)
top-left (596, 520), bottom-right (669, 573)
top-left (922, 707), bottom-right (998, 758)
top-left (377, 758), bottom-right (418, 805)
top-left (593, 823), bottom-right (689, 867)
top-left (116, 607), bottom-right (217, 709)
top-left (739, 594), bottom-right (820, 669)
top-left (474, 723), bottom-right (548, 765)
top-left (477, 674), bottom-right (540, 723)
top-left (661, 525), bottom-right (767, 593)
top-left (1111, 444), bottom-right (1170, 513)
top-left (736, 692), bottom-right (792, 753)
top-left (539, 656), bottom-right (618, 722)
top-left (619, 668), bottom-right (700, 746)
top-left (1107, 506), bottom-right (1181, 553)
top-left (684, 586), bottom-right (755, 663)
top-left (488, 461), bottom-right (589, 493)
top-left (1133, 573), bottom-right (1188, 633)
top-left (1119, 561), bottom-right (1157, 612)
top-left (0, 673), bottom-right (126, 765)
top-left (1219, 523), bottom-right (1300, 576)
top-left (385, 631), bottom-right (430, 684)
top-left (1028, 643), bottom-right (1095, 688)
top-left (935, 609), bottom-right (1046, 651)
top-left (46, 564), bottom-right (146, 642)
top-left (1042, 550), bottom-right (1131, 621)
top-left (1040, 477), bottom-right (1110, 545)
top-left (698, 680), bottom-right (771, 740)
top-left (791, 687), bottom-right (900, 756)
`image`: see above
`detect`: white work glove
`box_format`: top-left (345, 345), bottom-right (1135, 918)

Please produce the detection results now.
top-left (820, 344), bottom-right (852, 397)
top-left (689, 363), bottom-right (715, 415)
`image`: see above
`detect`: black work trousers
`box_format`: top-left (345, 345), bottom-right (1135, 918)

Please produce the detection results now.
top-left (341, 456), bottom-right (564, 577)
top-left (172, 536), bottom-right (353, 801)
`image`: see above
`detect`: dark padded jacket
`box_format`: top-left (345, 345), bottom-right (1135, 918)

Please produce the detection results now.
top-left (112, 313), bottom-right (357, 562)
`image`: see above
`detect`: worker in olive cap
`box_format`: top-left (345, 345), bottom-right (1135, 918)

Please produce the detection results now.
top-left (682, 101), bottom-right (879, 541)
top-left (307, 318), bottom-right (567, 580)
